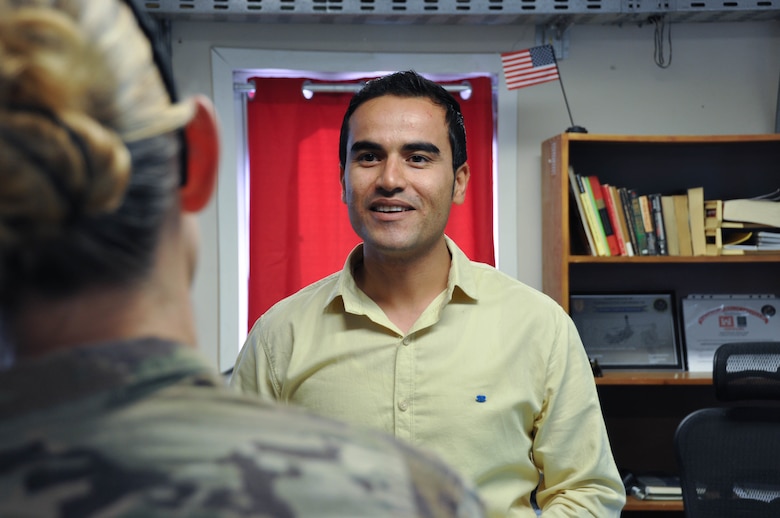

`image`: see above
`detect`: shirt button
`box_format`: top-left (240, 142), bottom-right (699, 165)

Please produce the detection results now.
top-left (402, 336), bottom-right (411, 346)
top-left (398, 399), bottom-right (409, 411)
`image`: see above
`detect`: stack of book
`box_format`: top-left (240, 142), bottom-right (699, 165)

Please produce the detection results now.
top-left (568, 167), bottom-right (707, 257)
top-left (628, 474), bottom-right (683, 501)
top-left (721, 189), bottom-right (780, 254)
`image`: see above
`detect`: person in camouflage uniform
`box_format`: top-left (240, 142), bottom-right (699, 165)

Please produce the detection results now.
top-left (0, 338), bottom-right (483, 517)
top-left (0, 1), bottom-right (486, 517)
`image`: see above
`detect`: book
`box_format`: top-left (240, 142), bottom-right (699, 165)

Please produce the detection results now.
top-left (587, 176), bottom-right (620, 256)
top-left (568, 166), bottom-right (597, 256)
top-left (629, 475), bottom-right (682, 501)
top-left (722, 243), bottom-right (780, 254)
top-left (721, 221), bottom-right (776, 229)
top-left (638, 194), bottom-right (658, 255)
top-left (688, 186), bottom-right (707, 256)
top-left (610, 185), bottom-right (634, 256)
top-left (575, 173), bottom-right (609, 256)
top-left (661, 195), bottom-right (680, 256)
top-left (722, 229), bottom-right (780, 254)
top-left (723, 197), bottom-right (780, 227)
top-left (649, 193), bottom-right (668, 256)
top-left (673, 193), bottom-right (693, 256)
top-left (602, 184), bottom-right (629, 256)
top-left (757, 230), bottom-right (780, 243)
top-left (627, 189), bottom-right (650, 255)
top-left (619, 187), bottom-right (640, 256)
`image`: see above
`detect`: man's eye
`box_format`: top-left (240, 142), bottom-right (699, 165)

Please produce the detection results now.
top-left (357, 153), bottom-right (378, 163)
top-left (409, 155), bottom-right (429, 164)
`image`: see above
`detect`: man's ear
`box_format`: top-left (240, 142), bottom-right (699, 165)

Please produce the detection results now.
top-left (180, 95), bottom-right (220, 213)
top-left (340, 165), bottom-right (347, 203)
top-left (452, 162), bottom-right (470, 205)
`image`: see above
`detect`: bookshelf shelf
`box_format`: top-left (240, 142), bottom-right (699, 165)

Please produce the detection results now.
top-left (568, 254), bottom-right (780, 264)
top-left (623, 497), bottom-right (684, 512)
top-left (596, 371), bottom-right (712, 386)
top-left (541, 132), bottom-right (780, 516)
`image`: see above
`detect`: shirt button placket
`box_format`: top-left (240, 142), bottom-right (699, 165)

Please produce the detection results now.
top-left (394, 334), bottom-right (413, 440)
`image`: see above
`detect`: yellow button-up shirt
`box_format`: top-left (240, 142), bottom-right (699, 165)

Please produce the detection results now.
top-left (232, 237), bottom-right (625, 517)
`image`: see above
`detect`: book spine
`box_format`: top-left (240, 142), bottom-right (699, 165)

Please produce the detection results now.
top-left (619, 187), bottom-right (640, 256)
top-left (588, 176), bottom-right (619, 256)
top-left (649, 193), bottom-right (668, 256)
top-left (579, 175), bottom-right (610, 256)
top-left (639, 194), bottom-right (658, 255)
top-left (628, 189), bottom-right (650, 255)
top-left (614, 187), bottom-right (635, 256)
top-left (602, 184), bottom-right (628, 256)
top-left (673, 194), bottom-right (694, 256)
top-left (660, 195), bottom-right (680, 256)
top-left (688, 186), bottom-right (707, 256)
top-left (568, 166), bottom-right (597, 256)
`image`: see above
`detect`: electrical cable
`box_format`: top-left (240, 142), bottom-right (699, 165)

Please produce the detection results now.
top-left (652, 14), bottom-right (673, 69)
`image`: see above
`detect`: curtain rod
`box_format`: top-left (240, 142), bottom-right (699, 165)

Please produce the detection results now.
top-left (301, 80), bottom-right (473, 99)
top-left (234, 80), bottom-right (473, 100)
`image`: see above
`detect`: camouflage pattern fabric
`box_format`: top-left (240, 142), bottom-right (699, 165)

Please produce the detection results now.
top-left (0, 338), bottom-right (485, 517)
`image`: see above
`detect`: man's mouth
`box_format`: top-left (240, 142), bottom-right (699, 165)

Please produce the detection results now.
top-left (373, 206), bottom-right (412, 213)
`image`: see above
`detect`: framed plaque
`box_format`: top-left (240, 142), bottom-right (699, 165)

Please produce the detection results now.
top-left (681, 294), bottom-right (779, 373)
top-left (570, 293), bottom-right (683, 369)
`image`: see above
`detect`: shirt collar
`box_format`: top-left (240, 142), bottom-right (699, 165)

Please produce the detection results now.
top-left (324, 236), bottom-right (479, 313)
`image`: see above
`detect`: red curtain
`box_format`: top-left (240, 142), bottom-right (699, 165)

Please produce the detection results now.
top-left (246, 75), bottom-right (494, 330)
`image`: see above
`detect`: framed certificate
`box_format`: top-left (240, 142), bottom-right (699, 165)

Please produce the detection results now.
top-left (570, 293), bottom-right (683, 369)
top-left (681, 294), bottom-right (779, 373)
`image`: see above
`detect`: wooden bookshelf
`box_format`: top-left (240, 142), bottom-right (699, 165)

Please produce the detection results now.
top-left (541, 132), bottom-right (780, 516)
top-left (623, 496), bottom-right (683, 512)
top-left (595, 371), bottom-right (712, 386)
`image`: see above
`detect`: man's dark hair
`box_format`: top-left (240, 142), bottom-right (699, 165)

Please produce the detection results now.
top-left (338, 70), bottom-right (467, 173)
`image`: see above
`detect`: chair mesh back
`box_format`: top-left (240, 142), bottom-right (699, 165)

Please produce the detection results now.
top-left (676, 407), bottom-right (780, 517)
top-left (715, 342), bottom-right (780, 401)
top-left (675, 342), bottom-right (780, 518)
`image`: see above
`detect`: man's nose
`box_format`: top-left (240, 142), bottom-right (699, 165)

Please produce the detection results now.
top-left (375, 155), bottom-right (407, 192)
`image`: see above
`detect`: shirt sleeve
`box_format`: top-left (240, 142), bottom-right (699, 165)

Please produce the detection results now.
top-left (229, 318), bottom-right (276, 399)
top-left (531, 311), bottom-right (626, 517)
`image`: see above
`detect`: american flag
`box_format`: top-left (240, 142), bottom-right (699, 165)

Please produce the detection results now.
top-left (501, 45), bottom-right (560, 90)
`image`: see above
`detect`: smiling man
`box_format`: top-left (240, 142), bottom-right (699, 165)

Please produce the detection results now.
top-left (232, 70), bottom-right (626, 517)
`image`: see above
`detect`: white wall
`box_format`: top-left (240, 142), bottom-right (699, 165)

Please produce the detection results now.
top-left (171, 19), bottom-right (780, 368)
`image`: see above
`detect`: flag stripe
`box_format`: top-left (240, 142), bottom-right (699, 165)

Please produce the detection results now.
top-left (503, 63), bottom-right (557, 74)
top-left (501, 45), bottom-right (560, 91)
top-left (506, 72), bottom-right (560, 88)
top-left (506, 75), bottom-right (559, 89)
top-left (505, 67), bottom-right (558, 81)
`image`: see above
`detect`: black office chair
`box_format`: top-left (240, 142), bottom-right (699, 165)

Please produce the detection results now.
top-left (674, 342), bottom-right (780, 517)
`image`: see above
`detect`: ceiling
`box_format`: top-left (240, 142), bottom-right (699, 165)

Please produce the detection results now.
top-left (141, 0), bottom-right (780, 25)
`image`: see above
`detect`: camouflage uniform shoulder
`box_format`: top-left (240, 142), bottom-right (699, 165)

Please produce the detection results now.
top-left (0, 338), bottom-right (485, 517)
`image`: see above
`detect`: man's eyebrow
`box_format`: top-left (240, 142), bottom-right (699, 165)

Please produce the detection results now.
top-left (402, 142), bottom-right (441, 155)
top-left (349, 140), bottom-right (441, 156)
top-left (350, 141), bottom-right (383, 155)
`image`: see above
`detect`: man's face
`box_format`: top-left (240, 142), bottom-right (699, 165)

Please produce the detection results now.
top-left (340, 95), bottom-right (469, 260)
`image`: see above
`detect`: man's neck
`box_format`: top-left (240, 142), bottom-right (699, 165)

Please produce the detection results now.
top-left (355, 239), bottom-right (452, 334)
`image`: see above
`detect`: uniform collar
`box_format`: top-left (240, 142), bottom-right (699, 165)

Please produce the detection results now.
top-left (0, 338), bottom-right (217, 421)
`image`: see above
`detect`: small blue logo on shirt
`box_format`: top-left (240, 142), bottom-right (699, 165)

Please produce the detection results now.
top-left (475, 394), bottom-right (487, 403)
